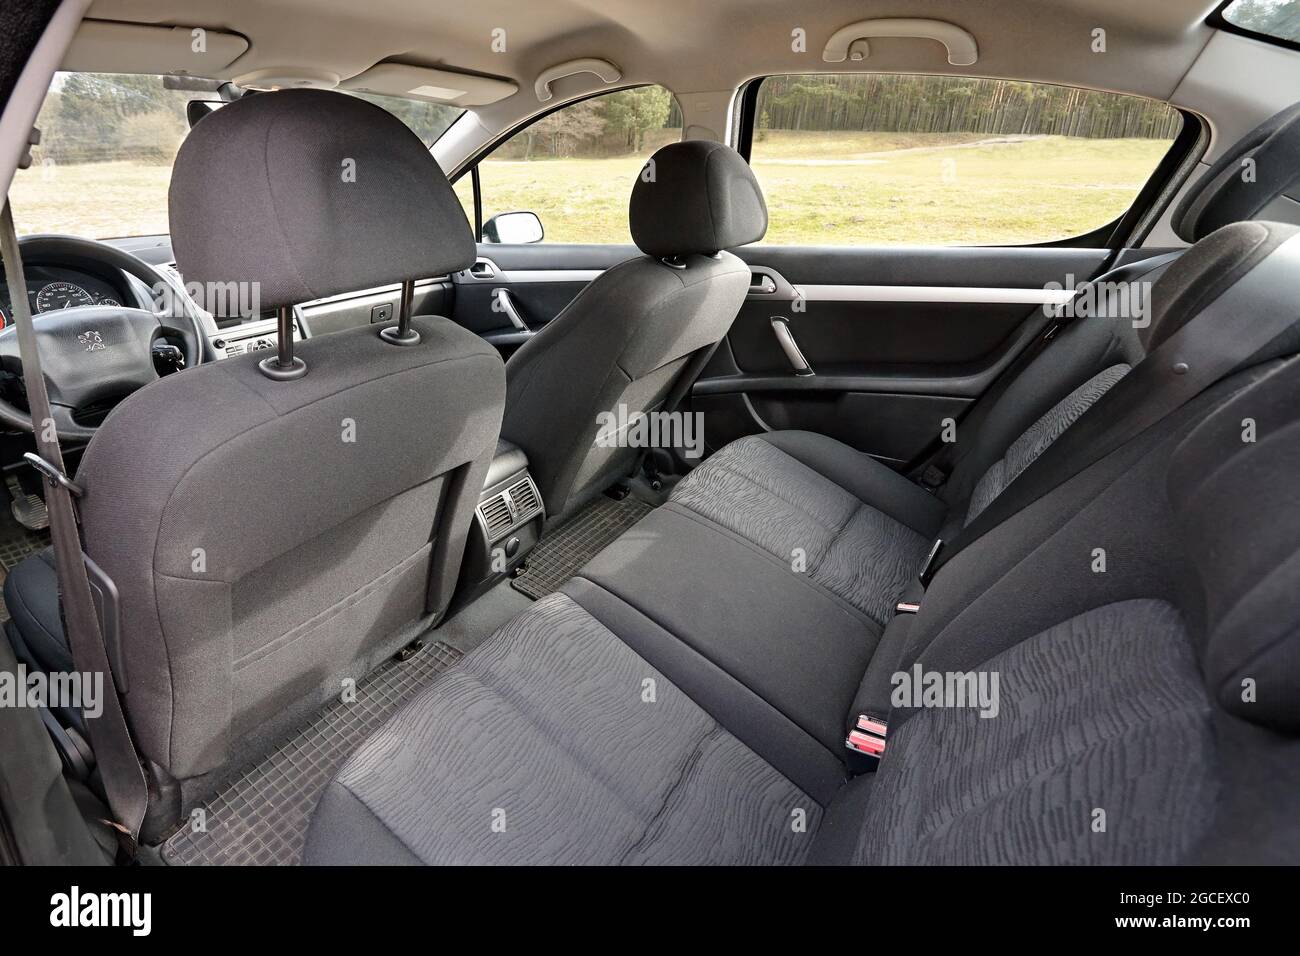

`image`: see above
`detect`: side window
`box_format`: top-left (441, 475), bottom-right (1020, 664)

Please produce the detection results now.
top-left (750, 74), bottom-right (1182, 246)
top-left (467, 86), bottom-right (683, 244)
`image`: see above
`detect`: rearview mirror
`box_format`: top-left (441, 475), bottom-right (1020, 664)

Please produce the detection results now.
top-left (483, 211), bottom-right (544, 244)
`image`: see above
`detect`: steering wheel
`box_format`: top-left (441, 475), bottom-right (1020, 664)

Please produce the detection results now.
top-left (0, 235), bottom-right (205, 442)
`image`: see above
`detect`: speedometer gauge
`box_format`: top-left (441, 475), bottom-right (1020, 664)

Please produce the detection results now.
top-left (35, 281), bottom-right (93, 312)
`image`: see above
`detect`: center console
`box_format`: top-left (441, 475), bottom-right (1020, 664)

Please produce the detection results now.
top-left (209, 313), bottom-right (304, 359)
top-left (457, 439), bottom-right (545, 602)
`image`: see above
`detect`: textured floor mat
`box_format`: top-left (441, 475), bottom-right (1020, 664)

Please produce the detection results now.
top-left (161, 640), bottom-right (462, 866)
top-left (511, 495), bottom-right (654, 600)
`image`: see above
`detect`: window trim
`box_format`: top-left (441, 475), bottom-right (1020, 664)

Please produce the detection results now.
top-left (1208, 0), bottom-right (1300, 54)
top-left (736, 73), bottom-right (1204, 250)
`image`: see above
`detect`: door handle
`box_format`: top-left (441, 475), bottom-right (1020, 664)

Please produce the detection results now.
top-left (769, 316), bottom-right (814, 376)
top-left (494, 288), bottom-right (530, 332)
top-left (750, 273), bottom-right (776, 294)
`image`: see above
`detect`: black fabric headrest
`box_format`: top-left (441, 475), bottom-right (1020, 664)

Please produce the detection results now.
top-left (629, 140), bottom-right (767, 258)
top-left (1169, 355), bottom-right (1300, 733)
top-left (168, 89), bottom-right (474, 316)
top-left (1172, 101), bottom-right (1300, 243)
top-left (1144, 221), bottom-right (1300, 353)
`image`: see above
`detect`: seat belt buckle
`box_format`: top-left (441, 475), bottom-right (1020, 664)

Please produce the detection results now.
top-left (844, 714), bottom-right (888, 771)
top-left (895, 601), bottom-right (920, 615)
top-left (918, 537), bottom-right (943, 586)
top-left (918, 464), bottom-right (947, 491)
top-left (23, 452), bottom-right (83, 498)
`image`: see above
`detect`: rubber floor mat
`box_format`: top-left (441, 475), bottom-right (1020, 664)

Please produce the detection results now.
top-left (161, 639), bottom-right (462, 866)
top-left (511, 495), bottom-right (654, 600)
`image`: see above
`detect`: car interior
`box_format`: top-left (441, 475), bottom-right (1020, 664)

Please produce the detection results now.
top-left (0, 0), bottom-right (1298, 871)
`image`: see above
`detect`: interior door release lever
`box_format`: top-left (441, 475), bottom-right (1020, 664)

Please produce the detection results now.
top-left (494, 288), bottom-right (530, 332)
top-left (769, 316), bottom-right (814, 376)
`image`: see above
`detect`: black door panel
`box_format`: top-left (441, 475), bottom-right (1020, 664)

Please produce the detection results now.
top-left (689, 245), bottom-right (1118, 463)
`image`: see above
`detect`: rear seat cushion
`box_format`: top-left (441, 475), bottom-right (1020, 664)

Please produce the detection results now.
top-left (854, 600), bottom-right (1216, 865)
top-left (303, 592), bottom-right (821, 865)
top-left (669, 432), bottom-right (940, 625)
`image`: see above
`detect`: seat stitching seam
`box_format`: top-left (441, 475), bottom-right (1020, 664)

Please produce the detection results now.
top-left (616, 723), bottom-right (720, 863)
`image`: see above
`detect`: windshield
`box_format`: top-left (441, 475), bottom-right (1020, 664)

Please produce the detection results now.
top-left (10, 72), bottom-right (464, 239)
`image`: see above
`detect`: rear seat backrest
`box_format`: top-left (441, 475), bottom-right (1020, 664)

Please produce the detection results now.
top-left (848, 356), bottom-right (1300, 865)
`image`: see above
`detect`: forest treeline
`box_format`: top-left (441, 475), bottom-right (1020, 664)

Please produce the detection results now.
top-left (757, 75), bottom-right (1181, 140)
top-left (33, 70), bottom-right (1181, 168)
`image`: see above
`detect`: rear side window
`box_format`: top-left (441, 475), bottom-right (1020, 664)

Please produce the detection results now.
top-left (749, 74), bottom-right (1182, 246)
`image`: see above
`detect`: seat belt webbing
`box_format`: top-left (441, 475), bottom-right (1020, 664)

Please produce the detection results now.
top-left (925, 233), bottom-right (1300, 583)
top-left (908, 251), bottom-right (1183, 487)
top-left (0, 200), bottom-right (147, 851)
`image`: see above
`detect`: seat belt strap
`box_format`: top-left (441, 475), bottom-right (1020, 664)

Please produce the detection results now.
top-left (925, 233), bottom-right (1300, 583)
top-left (907, 251), bottom-right (1182, 489)
top-left (0, 200), bottom-right (147, 853)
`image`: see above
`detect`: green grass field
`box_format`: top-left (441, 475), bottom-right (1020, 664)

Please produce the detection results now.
top-left (12, 131), bottom-right (1172, 246)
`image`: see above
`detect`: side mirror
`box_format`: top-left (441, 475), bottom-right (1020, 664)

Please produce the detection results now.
top-left (483, 211), bottom-right (544, 244)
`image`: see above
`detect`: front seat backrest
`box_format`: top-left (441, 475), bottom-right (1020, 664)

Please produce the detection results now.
top-left (500, 139), bottom-right (767, 522)
top-left (77, 89), bottom-right (505, 783)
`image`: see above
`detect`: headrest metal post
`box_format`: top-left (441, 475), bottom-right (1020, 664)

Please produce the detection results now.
top-left (258, 305), bottom-right (307, 381)
top-left (380, 279), bottom-right (421, 346)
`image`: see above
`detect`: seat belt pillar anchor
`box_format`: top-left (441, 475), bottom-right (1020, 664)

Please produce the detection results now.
top-left (23, 452), bottom-right (83, 498)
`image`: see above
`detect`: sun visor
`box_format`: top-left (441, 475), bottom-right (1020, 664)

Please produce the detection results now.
top-left (341, 63), bottom-right (518, 107)
top-left (62, 20), bottom-right (249, 76)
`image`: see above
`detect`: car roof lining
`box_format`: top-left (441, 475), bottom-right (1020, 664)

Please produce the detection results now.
top-left (71, 0), bottom-right (1218, 104)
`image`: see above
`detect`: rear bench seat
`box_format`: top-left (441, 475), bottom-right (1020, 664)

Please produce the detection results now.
top-left (304, 221), bottom-right (1300, 865)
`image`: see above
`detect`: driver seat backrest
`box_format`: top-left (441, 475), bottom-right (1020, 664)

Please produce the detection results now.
top-left (75, 89), bottom-right (505, 786)
top-left (500, 140), bottom-right (767, 523)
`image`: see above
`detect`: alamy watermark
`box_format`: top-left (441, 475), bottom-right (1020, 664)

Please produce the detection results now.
top-left (0, 664), bottom-right (103, 719)
top-left (1042, 274), bottom-right (1154, 327)
top-left (595, 404), bottom-right (705, 459)
top-left (891, 663), bottom-right (1000, 718)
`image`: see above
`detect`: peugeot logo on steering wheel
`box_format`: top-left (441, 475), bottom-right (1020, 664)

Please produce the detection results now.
top-left (77, 330), bottom-right (106, 352)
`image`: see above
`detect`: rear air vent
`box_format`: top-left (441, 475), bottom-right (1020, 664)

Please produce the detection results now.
top-left (476, 474), bottom-right (544, 541)
top-left (507, 477), bottom-right (542, 519)
top-left (477, 493), bottom-right (514, 539)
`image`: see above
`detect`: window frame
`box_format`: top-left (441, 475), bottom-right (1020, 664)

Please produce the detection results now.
top-left (1209, 0), bottom-right (1300, 54)
top-left (733, 73), bottom-right (1205, 251)
top-left (450, 83), bottom-right (684, 243)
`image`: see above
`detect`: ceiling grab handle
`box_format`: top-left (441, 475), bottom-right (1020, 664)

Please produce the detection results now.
top-left (822, 18), bottom-right (979, 66)
top-left (535, 58), bottom-right (622, 102)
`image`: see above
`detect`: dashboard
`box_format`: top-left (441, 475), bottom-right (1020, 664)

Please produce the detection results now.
top-left (0, 265), bottom-right (127, 328)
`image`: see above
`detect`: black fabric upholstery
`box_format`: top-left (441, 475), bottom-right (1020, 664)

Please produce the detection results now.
top-left (1172, 101), bottom-right (1300, 243)
top-left (1169, 359), bottom-right (1300, 733)
top-left (502, 246), bottom-right (750, 522)
top-left (629, 140), bottom-right (767, 257)
top-left (77, 317), bottom-right (504, 780)
top-left (2, 547), bottom-right (68, 673)
top-left (1144, 220), bottom-right (1297, 351)
top-left (304, 214), bottom-right (1300, 866)
top-left (168, 88), bottom-right (474, 315)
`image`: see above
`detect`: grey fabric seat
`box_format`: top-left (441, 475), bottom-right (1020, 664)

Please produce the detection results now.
top-left (305, 349), bottom-right (1300, 865)
top-left (660, 99), bottom-right (1300, 623)
top-left (303, 222), bottom-right (1300, 865)
top-left (499, 139), bottom-right (767, 523)
top-left (5, 89), bottom-right (505, 819)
